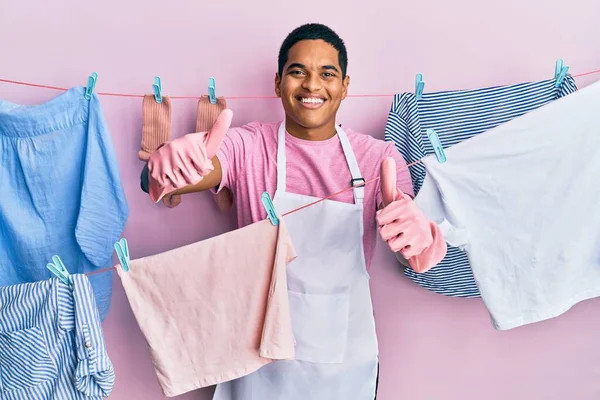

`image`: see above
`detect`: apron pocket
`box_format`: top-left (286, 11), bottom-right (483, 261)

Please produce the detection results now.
top-left (288, 290), bottom-right (350, 364)
top-left (0, 326), bottom-right (58, 392)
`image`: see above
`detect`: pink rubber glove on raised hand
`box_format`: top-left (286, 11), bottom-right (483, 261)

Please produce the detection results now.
top-left (376, 157), bottom-right (447, 273)
top-left (147, 109), bottom-right (233, 203)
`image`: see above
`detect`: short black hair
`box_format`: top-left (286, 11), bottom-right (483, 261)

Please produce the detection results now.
top-left (278, 23), bottom-right (348, 79)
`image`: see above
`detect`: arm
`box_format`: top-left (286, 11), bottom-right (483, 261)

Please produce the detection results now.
top-left (376, 156), bottom-right (447, 273)
top-left (140, 156), bottom-right (222, 195)
top-left (140, 110), bottom-right (257, 204)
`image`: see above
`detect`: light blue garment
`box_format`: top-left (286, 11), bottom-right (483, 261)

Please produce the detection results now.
top-left (384, 75), bottom-right (577, 298)
top-left (0, 274), bottom-right (115, 399)
top-left (0, 87), bottom-right (128, 320)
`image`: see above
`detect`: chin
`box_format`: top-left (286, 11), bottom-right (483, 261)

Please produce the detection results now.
top-left (291, 111), bottom-right (332, 129)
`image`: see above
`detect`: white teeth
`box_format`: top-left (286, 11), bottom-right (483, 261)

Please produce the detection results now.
top-left (301, 98), bottom-right (324, 104)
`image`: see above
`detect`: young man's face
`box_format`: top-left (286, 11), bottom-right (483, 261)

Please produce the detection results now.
top-left (275, 39), bottom-right (349, 134)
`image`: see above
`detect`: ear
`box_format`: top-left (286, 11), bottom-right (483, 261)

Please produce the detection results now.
top-left (341, 74), bottom-right (350, 100)
top-left (274, 73), bottom-right (282, 97)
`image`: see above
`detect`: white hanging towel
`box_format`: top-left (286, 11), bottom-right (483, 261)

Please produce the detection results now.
top-left (414, 80), bottom-right (600, 330)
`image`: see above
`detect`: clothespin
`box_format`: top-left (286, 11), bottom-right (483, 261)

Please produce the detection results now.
top-left (415, 73), bottom-right (425, 99)
top-left (208, 77), bottom-right (217, 104)
top-left (261, 192), bottom-right (279, 226)
top-left (84, 72), bottom-right (98, 100)
top-left (47, 255), bottom-right (72, 286)
top-left (426, 128), bottom-right (447, 163)
top-left (114, 238), bottom-right (131, 272)
top-left (152, 76), bottom-right (163, 103)
top-left (554, 59), bottom-right (569, 88)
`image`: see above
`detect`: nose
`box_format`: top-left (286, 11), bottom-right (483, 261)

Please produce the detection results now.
top-left (301, 73), bottom-right (321, 92)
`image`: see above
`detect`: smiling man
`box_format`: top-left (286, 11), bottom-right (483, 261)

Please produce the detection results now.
top-left (143, 23), bottom-right (446, 400)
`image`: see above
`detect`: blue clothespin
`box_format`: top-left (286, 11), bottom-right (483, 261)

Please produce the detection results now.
top-left (152, 76), bottom-right (163, 104)
top-left (415, 73), bottom-right (425, 99)
top-left (114, 238), bottom-right (131, 272)
top-left (554, 59), bottom-right (569, 88)
top-left (47, 255), bottom-right (72, 286)
top-left (261, 192), bottom-right (279, 226)
top-left (208, 77), bottom-right (217, 104)
top-left (426, 128), bottom-right (447, 163)
top-left (84, 72), bottom-right (98, 100)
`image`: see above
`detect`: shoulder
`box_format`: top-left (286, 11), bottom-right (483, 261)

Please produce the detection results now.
top-left (343, 126), bottom-right (397, 157)
top-left (228, 120), bottom-right (278, 136)
top-left (224, 120), bottom-right (280, 146)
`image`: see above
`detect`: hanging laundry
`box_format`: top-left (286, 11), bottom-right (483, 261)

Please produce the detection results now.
top-left (383, 75), bottom-right (578, 298)
top-left (0, 274), bottom-right (115, 399)
top-left (116, 218), bottom-right (297, 397)
top-left (139, 95), bottom-right (172, 161)
top-left (195, 95), bottom-right (235, 212)
top-left (414, 80), bottom-right (600, 330)
top-left (139, 94), bottom-right (183, 208)
top-left (0, 87), bottom-right (129, 321)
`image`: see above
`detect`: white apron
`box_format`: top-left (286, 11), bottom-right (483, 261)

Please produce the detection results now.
top-left (213, 122), bottom-right (379, 400)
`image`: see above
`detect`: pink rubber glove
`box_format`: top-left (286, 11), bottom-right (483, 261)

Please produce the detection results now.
top-left (376, 157), bottom-right (447, 273)
top-left (147, 109), bottom-right (233, 203)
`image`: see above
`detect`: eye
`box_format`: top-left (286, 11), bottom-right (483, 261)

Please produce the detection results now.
top-left (323, 72), bottom-right (335, 78)
top-left (289, 70), bottom-right (304, 76)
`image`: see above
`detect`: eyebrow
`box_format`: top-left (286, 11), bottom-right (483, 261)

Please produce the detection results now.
top-left (286, 63), bottom-right (340, 73)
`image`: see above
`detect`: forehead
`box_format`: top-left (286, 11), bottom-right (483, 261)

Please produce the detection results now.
top-left (286, 39), bottom-right (340, 68)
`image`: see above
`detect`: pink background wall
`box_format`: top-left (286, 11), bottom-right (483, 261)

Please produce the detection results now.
top-left (2, 1), bottom-right (600, 399)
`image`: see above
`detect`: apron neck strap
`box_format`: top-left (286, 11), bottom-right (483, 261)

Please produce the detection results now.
top-left (276, 122), bottom-right (364, 204)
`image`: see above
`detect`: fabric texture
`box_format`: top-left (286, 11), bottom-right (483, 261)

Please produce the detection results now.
top-left (139, 95), bottom-right (172, 161)
top-left (414, 80), bottom-right (600, 330)
top-left (195, 95), bottom-right (234, 212)
top-left (0, 274), bottom-right (115, 399)
top-left (117, 218), bottom-right (297, 397)
top-left (384, 75), bottom-right (578, 297)
top-left (213, 122), bottom-right (414, 271)
top-left (0, 87), bottom-right (129, 321)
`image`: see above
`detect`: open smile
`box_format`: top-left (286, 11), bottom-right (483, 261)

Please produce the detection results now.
top-left (295, 95), bottom-right (327, 109)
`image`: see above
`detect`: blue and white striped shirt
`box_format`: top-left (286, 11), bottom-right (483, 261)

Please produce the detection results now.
top-left (0, 274), bottom-right (114, 399)
top-left (384, 75), bottom-right (577, 297)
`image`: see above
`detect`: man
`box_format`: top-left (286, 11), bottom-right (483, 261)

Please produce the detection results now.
top-left (142, 23), bottom-right (446, 400)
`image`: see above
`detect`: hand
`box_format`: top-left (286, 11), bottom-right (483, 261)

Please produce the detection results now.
top-left (376, 157), bottom-right (447, 273)
top-left (147, 109), bottom-right (233, 203)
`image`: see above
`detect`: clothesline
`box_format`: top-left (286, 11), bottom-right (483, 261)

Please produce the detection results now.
top-left (5, 68), bottom-right (597, 277)
top-left (86, 158), bottom-right (422, 277)
top-left (1, 67), bottom-right (600, 100)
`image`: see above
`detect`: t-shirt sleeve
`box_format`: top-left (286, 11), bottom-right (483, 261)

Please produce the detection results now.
top-left (376, 143), bottom-right (415, 207)
top-left (212, 124), bottom-right (258, 195)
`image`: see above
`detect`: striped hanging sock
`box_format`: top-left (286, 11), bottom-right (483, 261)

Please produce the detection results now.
top-left (139, 95), bottom-right (172, 161)
top-left (196, 96), bottom-right (234, 212)
top-left (139, 95), bottom-right (181, 208)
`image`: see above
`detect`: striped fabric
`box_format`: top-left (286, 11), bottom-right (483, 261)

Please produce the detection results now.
top-left (384, 75), bottom-right (578, 298)
top-left (0, 274), bottom-right (114, 399)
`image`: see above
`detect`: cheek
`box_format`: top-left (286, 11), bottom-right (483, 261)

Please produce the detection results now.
top-left (281, 79), bottom-right (299, 97)
top-left (328, 84), bottom-right (344, 100)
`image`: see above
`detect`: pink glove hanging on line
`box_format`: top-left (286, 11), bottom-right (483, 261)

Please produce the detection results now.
top-left (376, 157), bottom-right (447, 273)
top-left (147, 109), bottom-right (233, 203)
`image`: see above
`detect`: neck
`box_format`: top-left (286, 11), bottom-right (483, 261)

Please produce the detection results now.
top-left (286, 119), bottom-right (337, 141)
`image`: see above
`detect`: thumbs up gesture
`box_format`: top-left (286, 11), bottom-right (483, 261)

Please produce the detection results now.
top-left (147, 109), bottom-right (233, 203)
top-left (376, 157), bottom-right (447, 273)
